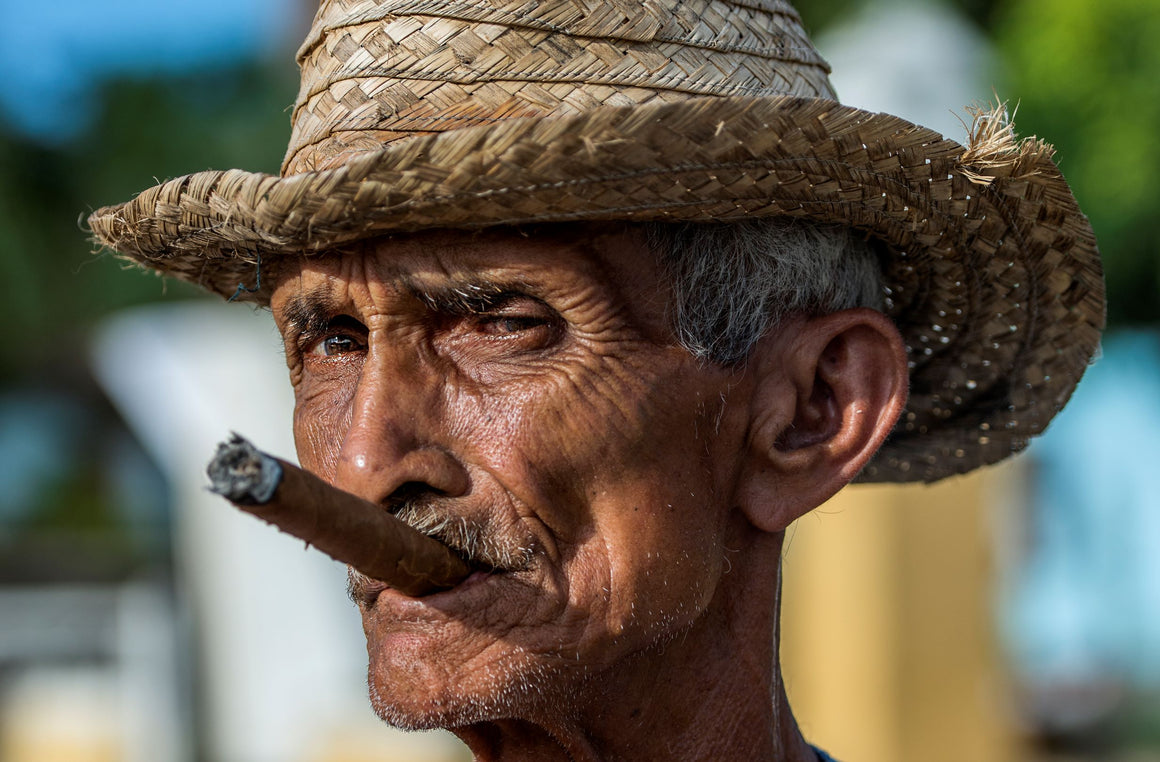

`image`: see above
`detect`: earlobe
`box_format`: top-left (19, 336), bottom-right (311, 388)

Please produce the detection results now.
top-left (737, 309), bottom-right (908, 532)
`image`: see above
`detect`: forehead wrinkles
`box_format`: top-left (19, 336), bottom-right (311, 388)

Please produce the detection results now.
top-left (273, 250), bottom-right (423, 324)
top-left (577, 236), bottom-right (676, 345)
top-left (425, 228), bottom-right (676, 345)
top-left (271, 253), bottom-right (362, 316)
top-left (274, 227), bottom-right (679, 344)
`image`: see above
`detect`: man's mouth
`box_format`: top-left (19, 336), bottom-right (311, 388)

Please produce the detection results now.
top-left (347, 502), bottom-right (536, 607)
top-left (348, 566), bottom-right (502, 608)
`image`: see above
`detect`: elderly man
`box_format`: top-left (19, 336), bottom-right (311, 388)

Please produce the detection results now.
top-left (89, 0), bottom-right (1104, 759)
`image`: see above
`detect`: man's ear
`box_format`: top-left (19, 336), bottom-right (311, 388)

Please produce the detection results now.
top-left (736, 308), bottom-right (908, 532)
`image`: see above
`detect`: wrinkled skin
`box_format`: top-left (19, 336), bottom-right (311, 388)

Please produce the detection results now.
top-left (270, 225), bottom-right (908, 761)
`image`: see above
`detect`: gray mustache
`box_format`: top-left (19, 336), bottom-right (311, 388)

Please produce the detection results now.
top-left (389, 499), bottom-right (535, 573)
top-left (345, 493), bottom-right (534, 601)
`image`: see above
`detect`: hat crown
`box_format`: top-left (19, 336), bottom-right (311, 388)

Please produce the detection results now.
top-left (283, 0), bottom-right (836, 174)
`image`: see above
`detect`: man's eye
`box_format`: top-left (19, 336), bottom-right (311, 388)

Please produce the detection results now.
top-left (478, 315), bottom-right (550, 335)
top-left (308, 334), bottom-right (364, 356)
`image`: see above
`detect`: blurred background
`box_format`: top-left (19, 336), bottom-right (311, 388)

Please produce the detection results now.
top-left (0, 0), bottom-right (1157, 760)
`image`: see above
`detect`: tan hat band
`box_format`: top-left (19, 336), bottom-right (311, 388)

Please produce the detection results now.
top-left (300, 56), bottom-right (826, 105)
top-left (287, 64), bottom-right (829, 171)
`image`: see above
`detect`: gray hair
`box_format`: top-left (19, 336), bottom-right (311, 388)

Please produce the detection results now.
top-left (645, 219), bottom-right (887, 365)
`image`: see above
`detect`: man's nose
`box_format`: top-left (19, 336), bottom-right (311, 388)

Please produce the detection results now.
top-left (332, 356), bottom-right (469, 504)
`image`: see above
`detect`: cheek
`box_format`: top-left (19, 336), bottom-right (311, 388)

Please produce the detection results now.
top-left (475, 353), bottom-right (728, 648)
top-left (468, 358), bottom-right (656, 542)
top-left (591, 477), bottom-right (726, 639)
top-left (292, 378), bottom-right (356, 483)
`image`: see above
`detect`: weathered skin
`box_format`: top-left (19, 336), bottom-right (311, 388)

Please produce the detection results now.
top-left (269, 224), bottom-right (908, 762)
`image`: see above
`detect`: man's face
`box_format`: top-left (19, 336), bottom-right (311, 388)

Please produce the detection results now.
top-left (270, 226), bottom-right (750, 728)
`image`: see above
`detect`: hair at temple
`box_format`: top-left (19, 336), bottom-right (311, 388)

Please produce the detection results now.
top-left (646, 219), bottom-right (887, 365)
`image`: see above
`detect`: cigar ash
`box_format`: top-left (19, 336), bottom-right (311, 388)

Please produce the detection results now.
top-left (207, 433), bottom-right (283, 505)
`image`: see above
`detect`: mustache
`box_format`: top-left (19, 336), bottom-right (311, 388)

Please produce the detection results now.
top-left (348, 489), bottom-right (534, 601)
top-left (391, 499), bottom-right (535, 572)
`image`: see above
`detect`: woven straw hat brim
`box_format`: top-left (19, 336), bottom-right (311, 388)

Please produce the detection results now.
top-left (88, 94), bottom-right (1104, 483)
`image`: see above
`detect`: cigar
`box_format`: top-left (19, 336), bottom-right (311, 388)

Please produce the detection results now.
top-left (206, 434), bottom-right (472, 596)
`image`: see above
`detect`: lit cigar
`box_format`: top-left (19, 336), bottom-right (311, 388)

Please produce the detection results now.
top-left (206, 434), bottom-right (473, 596)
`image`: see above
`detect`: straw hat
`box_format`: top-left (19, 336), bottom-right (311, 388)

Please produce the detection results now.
top-left (88, 0), bottom-right (1104, 483)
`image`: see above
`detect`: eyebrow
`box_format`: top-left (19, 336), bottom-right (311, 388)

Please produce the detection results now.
top-left (408, 277), bottom-right (524, 315)
top-left (279, 285), bottom-right (340, 338)
top-left (277, 276), bottom-right (537, 333)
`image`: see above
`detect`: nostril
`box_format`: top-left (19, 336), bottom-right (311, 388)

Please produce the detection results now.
top-left (385, 481), bottom-right (442, 514)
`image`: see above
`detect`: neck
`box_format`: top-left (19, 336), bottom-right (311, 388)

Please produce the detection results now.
top-left (453, 530), bottom-right (816, 762)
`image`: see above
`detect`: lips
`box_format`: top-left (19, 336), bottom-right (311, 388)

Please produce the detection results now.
top-left (349, 566), bottom-right (493, 607)
top-left (349, 552), bottom-right (538, 611)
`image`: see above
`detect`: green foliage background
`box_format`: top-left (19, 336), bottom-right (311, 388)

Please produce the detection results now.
top-left (993, 0), bottom-right (1160, 324)
top-left (0, 64), bottom-right (296, 380)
